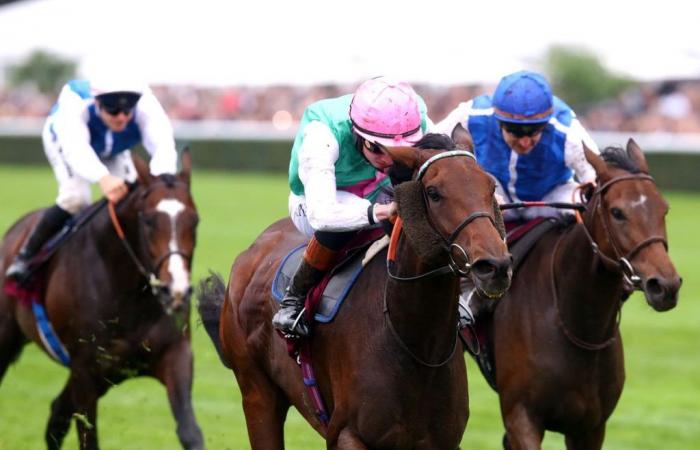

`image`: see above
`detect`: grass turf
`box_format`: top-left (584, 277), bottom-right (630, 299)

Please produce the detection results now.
top-left (0, 165), bottom-right (697, 449)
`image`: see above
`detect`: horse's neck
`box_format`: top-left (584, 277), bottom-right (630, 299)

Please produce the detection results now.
top-left (86, 202), bottom-right (144, 287)
top-left (554, 224), bottom-right (625, 341)
top-left (386, 238), bottom-right (459, 354)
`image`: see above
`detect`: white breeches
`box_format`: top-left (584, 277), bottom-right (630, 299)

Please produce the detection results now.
top-left (43, 124), bottom-right (137, 214)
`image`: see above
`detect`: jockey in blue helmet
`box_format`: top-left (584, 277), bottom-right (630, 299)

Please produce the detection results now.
top-left (437, 70), bottom-right (599, 221)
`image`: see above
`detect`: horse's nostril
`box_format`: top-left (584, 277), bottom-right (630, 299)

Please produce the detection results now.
top-left (472, 260), bottom-right (497, 279)
top-left (644, 278), bottom-right (664, 298)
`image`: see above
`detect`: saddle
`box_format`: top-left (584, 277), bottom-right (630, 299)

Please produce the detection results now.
top-left (3, 200), bottom-right (107, 366)
top-left (272, 228), bottom-right (389, 324)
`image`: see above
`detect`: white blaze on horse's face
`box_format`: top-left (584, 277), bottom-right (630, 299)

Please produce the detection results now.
top-left (629, 194), bottom-right (648, 210)
top-left (156, 199), bottom-right (189, 296)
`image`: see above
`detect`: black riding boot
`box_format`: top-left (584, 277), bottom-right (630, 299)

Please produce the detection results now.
top-left (272, 259), bottom-right (327, 338)
top-left (5, 205), bottom-right (71, 282)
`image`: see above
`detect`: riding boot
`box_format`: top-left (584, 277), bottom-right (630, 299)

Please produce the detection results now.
top-left (5, 205), bottom-right (71, 282)
top-left (272, 237), bottom-right (338, 338)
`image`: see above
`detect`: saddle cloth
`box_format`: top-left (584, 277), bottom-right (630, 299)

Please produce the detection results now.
top-left (271, 234), bottom-right (389, 323)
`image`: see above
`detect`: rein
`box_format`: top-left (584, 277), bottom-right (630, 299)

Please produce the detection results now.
top-left (383, 150), bottom-right (486, 367)
top-left (382, 280), bottom-right (459, 368)
top-left (550, 230), bottom-right (621, 351)
top-left (521, 173), bottom-right (665, 350)
top-left (107, 187), bottom-right (193, 295)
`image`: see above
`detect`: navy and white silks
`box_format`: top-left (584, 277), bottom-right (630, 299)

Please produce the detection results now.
top-left (43, 80), bottom-right (177, 213)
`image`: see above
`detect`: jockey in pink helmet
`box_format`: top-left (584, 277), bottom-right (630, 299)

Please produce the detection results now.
top-left (275, 77), bottom-right (432, 337)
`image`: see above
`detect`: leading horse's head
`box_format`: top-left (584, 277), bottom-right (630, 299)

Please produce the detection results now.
top-left (583, 139), bottom-right (681, 311)
top-left (385, 132), bottom-right (512, 298)
top-left (131, 151), bottom-right (199, 314)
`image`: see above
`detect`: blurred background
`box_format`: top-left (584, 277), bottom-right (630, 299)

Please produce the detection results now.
top-left (1, 0), bottom-right (700, 188)
top-left (0, 1), bottom-right (698, 449)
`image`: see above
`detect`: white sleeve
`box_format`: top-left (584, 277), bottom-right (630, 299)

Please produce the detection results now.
top-left (564, 119), bottom-right (599, 184)
top-left (134, 88), bottom-right (178, 176)
top-left (434, 101), bottom-right (474, 136)
top-left (298, 120), bottom-right (372, 231)
top-left (51, 87), bottom-right (110, 183)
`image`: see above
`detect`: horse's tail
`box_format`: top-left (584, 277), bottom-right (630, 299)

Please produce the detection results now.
top-left (196, 271), bottom-right (230, 368)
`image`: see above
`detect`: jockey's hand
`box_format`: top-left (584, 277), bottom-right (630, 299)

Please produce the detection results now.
top-left (99, 174), bottom-right (128, 204)
top-left (374, 202), bottom-right (398, 222)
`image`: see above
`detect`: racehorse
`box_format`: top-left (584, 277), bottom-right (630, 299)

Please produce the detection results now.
top-left (0, 153), bottom-right (203, 450)
top-left (198, 133), bottom-right (513, 449)
top-left (486, 140), bottom-right (681, 450)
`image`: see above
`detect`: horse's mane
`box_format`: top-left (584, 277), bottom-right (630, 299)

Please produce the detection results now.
top-left (414, 133), bottom-right (456, 151)
top-left (600, 146), bottom-right (642, 173)
top-left (388, 134), bottom-right (456, 184)
top-left (159, 174), bottom-right (176, 187)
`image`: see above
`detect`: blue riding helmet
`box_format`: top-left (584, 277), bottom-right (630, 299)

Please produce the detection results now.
top-left (492, 70), bottom-right (553, 124)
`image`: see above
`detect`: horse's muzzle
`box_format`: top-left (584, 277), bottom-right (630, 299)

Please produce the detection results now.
top-left (157, 285), bottom-right (193, 315)
top-left (643, 275), bottom-right (682, 311)
top-left (470, 255), bottom-right (513, 299)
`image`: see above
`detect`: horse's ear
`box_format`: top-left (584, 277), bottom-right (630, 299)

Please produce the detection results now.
top-left (383, 145), bottom-right (421, 170)
top-left (451, 123), bottom-right (474, 152)
top-left (179, 147), bottom-right (192, 185)
top-left (626, 138), bottom-right (649, 173)
top-left (584, 142), bottom-right (607, 177)
top-left (132, 153), bottom-right (153, 186)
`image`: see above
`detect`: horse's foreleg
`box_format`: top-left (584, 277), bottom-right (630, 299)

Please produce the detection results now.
top-left (68, 372), bottom-right (105, 450)
top-left (237, 366), bottom-right (290, 450)
top-left (45, 379), bottom-right (75, 450)
top-left (564, 426), bottom-right (606, 450)
top-left (0, 297), bottom-right (27, 383)
top-left (502, 404), bottom-right (544, 450)
top-left (154, 339), bottom-right (204, 450)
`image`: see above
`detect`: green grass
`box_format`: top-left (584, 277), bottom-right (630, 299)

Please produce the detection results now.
top-left (0, 165), bottom-right (698, 450)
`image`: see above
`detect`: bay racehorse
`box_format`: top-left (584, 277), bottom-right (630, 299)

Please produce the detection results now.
top-left (198, 134), bottom-right (513, 449)
top-left (0, 153), bottom-right (203, 449)
top-left (486, 140), bottom-right (681, 449)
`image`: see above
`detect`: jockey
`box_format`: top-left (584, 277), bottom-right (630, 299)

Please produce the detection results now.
top-left (436, 70), bottom-right (599, 221)
top-left (274, 76), bottom-right (432, 338)
top-left (5, 77), bottom-right (178, 282)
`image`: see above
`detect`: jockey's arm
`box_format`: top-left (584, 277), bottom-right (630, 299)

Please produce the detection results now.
top-left (298, 121), bottom-right (375, 232)
top-left (433, 101), bottom-right (474, 137)
top-left (565, 119), bottom-right (599, 185)
top-left (135, 89), bottom-right (178, 176)
top-left (51, 87), bottom-right (110, 183)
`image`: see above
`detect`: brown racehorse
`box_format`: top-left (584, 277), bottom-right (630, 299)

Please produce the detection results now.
top-left (486, 140), bottom-right (682, 450)
top-left (198, 134), bottom-right (513, 449)
top-left (0, 153), bottom-right (203, 450)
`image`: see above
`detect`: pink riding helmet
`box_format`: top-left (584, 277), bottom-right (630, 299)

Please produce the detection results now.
top-left (349, 77), bottom-right (423, 147)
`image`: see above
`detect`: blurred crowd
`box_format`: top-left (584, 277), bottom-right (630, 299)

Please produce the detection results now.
top-left (2, 79), bottom-right (700, 133)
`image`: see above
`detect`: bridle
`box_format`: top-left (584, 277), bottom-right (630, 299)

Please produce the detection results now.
top-left (384, 150), bottom-right (498, 367)
top-left (580, 173), bottom-right (667, 289)
top-left (555, 172), bottom-right (667, 350)
top-left (108, 180), bottom-right (194, 295)
top-left (387, 150), bottom-right (500, 281)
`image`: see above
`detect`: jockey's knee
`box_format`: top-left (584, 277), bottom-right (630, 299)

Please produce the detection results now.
top-left (56, 196), bottom-right (89, 215)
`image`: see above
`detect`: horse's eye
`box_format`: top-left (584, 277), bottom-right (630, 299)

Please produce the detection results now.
top-left (141, 213), bottom-right (158, 228)
top-left (610, 207), bottom-right (626, 221)
top-left (426, 186), bottom-right (441, 202)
